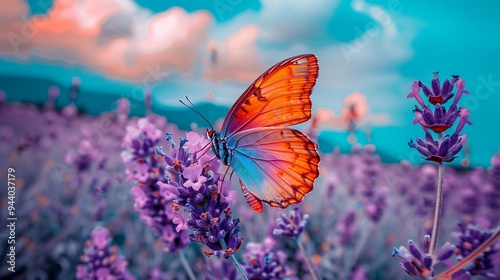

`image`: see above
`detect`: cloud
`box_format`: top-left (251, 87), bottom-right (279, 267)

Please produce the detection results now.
top-left (200, 0), bottom-right (342, 84)
top-left (1, 0), bottom-right (419, 128)
top-left (0, 0), bottom-right (212, 81)
top-left (214, 0), bottom-right (340, 45)
top-left (201, 0), bottom-right (418, 125)
top-left (0, 0), bottom-right (29, 53)
top-left (257, 0), bottom-right (341, 44)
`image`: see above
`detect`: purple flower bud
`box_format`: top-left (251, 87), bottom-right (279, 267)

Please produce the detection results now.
top-left (436, 242), bottom-right (455, 261)
top-left (408, 240), bottom-right (423, 260)
top-left (422, 234), bottom-right (431, 252)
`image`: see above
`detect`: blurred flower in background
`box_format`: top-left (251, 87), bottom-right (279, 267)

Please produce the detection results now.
top-left (0, 91), bottom-right (499, 278)
top-left (312, 92), bottom-right (391, 144)
top-left (76, 227), bottom-right (135, 280)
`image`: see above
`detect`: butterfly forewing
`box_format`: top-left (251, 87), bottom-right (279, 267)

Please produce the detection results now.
top-left (227, 127), bottom-right (320, 208)
top-left (220, 54), bottom-right (319, 138)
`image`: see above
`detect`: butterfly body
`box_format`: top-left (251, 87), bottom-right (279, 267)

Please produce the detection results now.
top-left (208, 54), bottom-right (320, 213)
top-left (209, 130), bottom-right (232, 165)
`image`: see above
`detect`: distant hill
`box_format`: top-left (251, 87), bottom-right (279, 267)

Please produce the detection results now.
top-left (0, 75), bottom-right (228, 131)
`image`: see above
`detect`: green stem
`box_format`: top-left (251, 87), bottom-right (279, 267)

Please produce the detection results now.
top-left (179, 250), bottom-right (197, 280)
top-left (297, 237), bottom-right (319, 280)
top-left (429, 160), bottom-right (445, 257)
top-left (230, 254), bottom-right (248, 280)
top-left (220, 239), bottom-right (249, 280)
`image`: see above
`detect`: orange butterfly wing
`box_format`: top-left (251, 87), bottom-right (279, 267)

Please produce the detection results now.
top-left (239, 179), bottom-right (264, 213)
top-left (220, 54), bottom-right (319, 138)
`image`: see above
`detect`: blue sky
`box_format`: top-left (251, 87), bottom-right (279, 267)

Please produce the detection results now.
top-left (1, 0), bottom-right (499, 166)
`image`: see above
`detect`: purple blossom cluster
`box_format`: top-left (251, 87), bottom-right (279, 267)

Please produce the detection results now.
top-left (392, 235), bottom-right (455, 277)
top-left (242, 237), bottom-right (295, 280)
top-left (407, 73), bottom-right (471, 163)
top-left (76, 227), bottom-right (135, 280)
top-left (452, 222), bottom-right (500, 278)
top-left (122, 118), bottom-right (189, 252)
top-left (0, 86), bottom-right (203, 279)
top-left (155, 132), bottom-right (242, 258)
top-left (355, 145), bottom-right (390, 222)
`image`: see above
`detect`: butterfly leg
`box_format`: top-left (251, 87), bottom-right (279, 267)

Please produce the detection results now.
top-left (218, 167), bottom-right (234, 192)
top-left (191, 143), bottom-right (213, 164)
top-left (194, 141), bottom-right (212, 156)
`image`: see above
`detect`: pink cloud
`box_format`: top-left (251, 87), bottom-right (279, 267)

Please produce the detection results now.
top-left (0, 0), bottom-right (29, 53)
top-left (0, 0), bottom-right (212, 81)
top-left (203, 25), bottom-right (263, 83)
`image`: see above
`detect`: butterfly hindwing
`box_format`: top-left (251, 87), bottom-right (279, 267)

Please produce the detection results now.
top-left (227, 127), bottom-right (320, 209)
top-left (220, 54), bottom-right (319, 138)
top-left (239, 179), bottom-right (264, 213)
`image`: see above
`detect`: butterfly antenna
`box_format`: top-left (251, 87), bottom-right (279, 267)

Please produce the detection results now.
top-left (179, 96), bottom-right (214, 131)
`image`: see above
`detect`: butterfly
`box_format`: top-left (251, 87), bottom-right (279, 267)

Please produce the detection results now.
top-left (205, 54), bottom-right (320, 213)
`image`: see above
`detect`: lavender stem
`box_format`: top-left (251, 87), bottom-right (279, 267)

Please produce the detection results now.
top-left (433, 229), bottom-right (500, 280)
top-left (179, 250), bottom-right (197, 280)
top-left (429, 159), bottom-right (445, 257)
top-left (297, 237), bottom-right (319, 280)
top-left (221, 239), bottom-right (249, 280)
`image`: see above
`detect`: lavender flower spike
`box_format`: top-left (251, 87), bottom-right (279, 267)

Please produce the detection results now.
top-left (273, 207), bottom-right (309, 238)
top-left (272, 208), bottom-right (318, 280)
top-left (392, 235), bottom-right (454, 278)
top-left (122, 118), bottom-right (189, 252)
top-left (243, 237), bottom-right (294, 280)
top-left (76, 227), bottom-right (135, 280)
top-left (155, 132), bottom-right (243, 259)
top-left (408, 72), bottom-right (471, 163)
top-left (398, 72), bottom-right (473, 278)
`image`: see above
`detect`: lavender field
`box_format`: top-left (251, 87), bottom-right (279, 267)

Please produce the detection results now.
top-left (1, 1), bottom-right (500, 279)
top-left (0, 74), bottom-right (499, 280)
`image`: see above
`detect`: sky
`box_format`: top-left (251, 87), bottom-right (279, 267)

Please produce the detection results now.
top-left (1, 0), bottom-right (499, 166)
